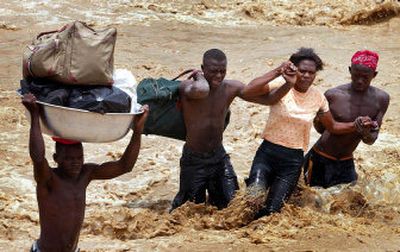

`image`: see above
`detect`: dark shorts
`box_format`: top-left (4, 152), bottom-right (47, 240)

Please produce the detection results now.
top-left (246, 140), bottom-right (304, 218)
top-left (171, 145), bottom-right (239, 211)
top-left (303, 148), bottom-right (357, 188)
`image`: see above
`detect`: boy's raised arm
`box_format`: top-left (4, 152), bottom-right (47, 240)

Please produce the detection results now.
top-left (89, 105), bottom-right (149, 180)
top-left (22, 94), bottom-right (52, 184)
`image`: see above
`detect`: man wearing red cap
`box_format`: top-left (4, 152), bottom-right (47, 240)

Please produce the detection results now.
top-left (22, 93), bottom-right (149, 252)
top-left (304, 50), bottom-right (390, 188)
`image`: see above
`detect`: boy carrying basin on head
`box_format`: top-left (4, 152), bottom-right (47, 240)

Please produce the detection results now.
top-left (23, 93), bottom-right (148, 252)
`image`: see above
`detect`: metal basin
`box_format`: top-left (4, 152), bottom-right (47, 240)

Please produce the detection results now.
top-left (24, 100), bottom-right (143, 143)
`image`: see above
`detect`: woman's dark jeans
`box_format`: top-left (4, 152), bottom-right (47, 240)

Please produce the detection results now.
top-left (246, 140), bottom-right (304, 219)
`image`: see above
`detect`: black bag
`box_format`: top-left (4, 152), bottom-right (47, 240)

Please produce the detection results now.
top-left (20, 79), bottom-right (70, 106)
top-left (136, 71), bottom-right (230, 141)
top-left (68, 86), bottom-right (131, 113)
top-left (20, 79), bottom-right (131, 113)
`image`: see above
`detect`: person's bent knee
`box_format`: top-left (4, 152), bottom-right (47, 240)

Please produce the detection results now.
top-left (246, 164), bottom-right (268, 188)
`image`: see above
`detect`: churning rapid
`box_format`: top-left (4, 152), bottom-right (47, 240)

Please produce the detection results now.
top-left (0, 0), bottom-right (399, 251)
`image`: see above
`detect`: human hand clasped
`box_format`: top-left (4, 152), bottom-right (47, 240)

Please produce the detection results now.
top-left (280, 61), bottom-right (298, 85)
top-left (355, 116), bottom-right (377, 135)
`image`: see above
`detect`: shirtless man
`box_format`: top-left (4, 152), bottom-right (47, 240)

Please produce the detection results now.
top-left (170, 48), bottom-right (297, 211)
top-left (304, 50), bottom-right (390, 188)
top-left (23, 93), bottom-right (148, 252)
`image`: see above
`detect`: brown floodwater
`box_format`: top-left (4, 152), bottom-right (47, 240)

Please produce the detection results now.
top-left (0, 1), bottom-right (399, 251)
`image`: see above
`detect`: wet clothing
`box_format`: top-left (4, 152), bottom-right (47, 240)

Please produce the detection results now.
top-left (30, 241), bottom-right (41, 252)
top-left (171, 144), bottom-right (239, 211)
top-left (303, 147), bottom-right (357, 188)
top-left (245, 140), bottom-right (304, 218)
top-left (262, 78), bottom-right (329, 151)
top-left (246, 79), bottom-right (329, 219)
top-left (30, 240), bottom-right (80, 252)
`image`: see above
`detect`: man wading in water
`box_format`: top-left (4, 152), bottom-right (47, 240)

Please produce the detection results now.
top-left (305, 50), bottom-right (390, 188)
top-left (171, 48), bottom-right (297, 211)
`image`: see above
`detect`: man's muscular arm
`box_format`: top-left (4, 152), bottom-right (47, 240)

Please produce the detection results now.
top-left (313, 116), bottom-right (326, 134)
top-left (358, 91), bottom-right (390, 145)
top-left (318, 111), bottom-right (357, 134)
top-left (312, 89), bottom-right (337, 134)
top-left (180, 71), bottom-right (210, 99)
top-left (22, 94), bottom-right (52, 184)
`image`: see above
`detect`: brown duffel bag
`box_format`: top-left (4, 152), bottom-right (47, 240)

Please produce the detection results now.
top-left (22, 21), bottom-right (116, 85)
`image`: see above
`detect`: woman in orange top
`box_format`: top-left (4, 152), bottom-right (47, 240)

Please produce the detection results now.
top-left (242, 48), bottom-right (374, 219)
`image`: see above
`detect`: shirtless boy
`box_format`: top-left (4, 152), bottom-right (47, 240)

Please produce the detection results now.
top-left (23, 93), bottom-right (148, 252)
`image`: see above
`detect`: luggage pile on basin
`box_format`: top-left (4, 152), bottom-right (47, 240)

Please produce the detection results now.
top-left (21, 21), bottom-right (229, 143)
top-left (20, 21), bottom-right (140, 143)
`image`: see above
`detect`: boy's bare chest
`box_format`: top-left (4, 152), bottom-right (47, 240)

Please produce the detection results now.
top-left (39, 178), bottom-right (87, 208)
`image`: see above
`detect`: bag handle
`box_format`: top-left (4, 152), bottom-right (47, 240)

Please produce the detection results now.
top-left (171, 69), bottom-right (196, 81)
top-left (36, 23), bottom-right (69, 39)
top-left (74, 21), bottom-right (97, 33)
top-left (36, 30), bottom-right (59, 39)
top-left (35, 21), bottom-right (94, 39)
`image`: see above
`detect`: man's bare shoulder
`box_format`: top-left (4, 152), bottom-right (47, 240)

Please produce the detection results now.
top-left (324, 84), bottom-right (351, 100)
top-left (223, 79), bottom-right (245, 90)
top-left (324, 84), bottom-right (350, 102)
top-left (224, 79), bottom-right (244, 86)
top-left (371, 86), bottom-right (390, 98)
top-left (178, 79), bottom-right (194, 96)
top-left (371, 86), bottom-right (390, 107)
top-left (178, 79), bottom-right (193, 89)
top-left (221, 79), bottom-right (245, 97)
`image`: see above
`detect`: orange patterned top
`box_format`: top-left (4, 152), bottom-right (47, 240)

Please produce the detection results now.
top-left (262, 78), bottom-right (329, 151)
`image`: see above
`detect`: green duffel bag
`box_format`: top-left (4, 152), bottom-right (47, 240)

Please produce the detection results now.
top-left (137, 71), bottom-right (230, 141)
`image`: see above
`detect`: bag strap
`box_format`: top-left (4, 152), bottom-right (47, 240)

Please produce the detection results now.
top-left (171, 69), bottom-right (195, 81)
top-left (36, 23), bottom-right (69, 39)
top-left (35, 21), bottom-right (92, 39)
top-left (74, 21), bottom-right (97, 33)
top-left (36, 30), bottom-right (59, 39)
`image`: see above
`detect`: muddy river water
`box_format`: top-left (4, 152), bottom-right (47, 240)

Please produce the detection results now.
top-left (0, 1), bottom-right (399, 251)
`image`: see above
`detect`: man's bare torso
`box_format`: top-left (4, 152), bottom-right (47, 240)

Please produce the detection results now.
top-left (315, 84), bottom-right (388, 158)
top-left (180, 80), bottom-right (239, 153)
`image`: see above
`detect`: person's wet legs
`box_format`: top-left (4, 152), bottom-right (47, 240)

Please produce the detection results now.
top-left (260, 166), bottom-right (301, 217)
top-left (245, 142), bottom-right (276, 216)
top-left (257, 149), bottom-right (303, 218)
top-left (246, 141), bottom-right (274, 194)
top-left (246, 140), bottom-right (304, 219)
top-left (171, 149), bottom-right (208, 211)
top-left (208, 153), bottom-right (239, 209)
